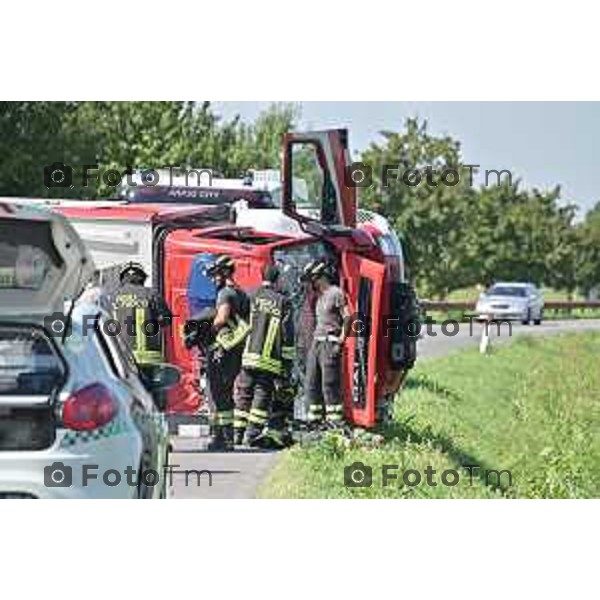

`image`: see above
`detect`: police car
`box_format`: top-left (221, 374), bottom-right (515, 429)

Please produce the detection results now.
top-left (0, 204), bottom-right (176, 498)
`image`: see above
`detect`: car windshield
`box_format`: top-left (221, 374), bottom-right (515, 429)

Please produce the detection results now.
top-left (487, 286), bottom-right (528, 297)
top-left (0, 326), bottom-right (65, 395)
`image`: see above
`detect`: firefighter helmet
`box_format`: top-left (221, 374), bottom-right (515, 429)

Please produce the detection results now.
top-left (206, 255), bottom-right (235, 277)
top-left (119, 262), bottom-right (147, 284)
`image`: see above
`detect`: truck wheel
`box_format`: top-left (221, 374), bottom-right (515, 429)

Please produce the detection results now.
top-left (521, 309), bottom-right (531, 325)
top-left (533, 311), bottom-right (543, 326)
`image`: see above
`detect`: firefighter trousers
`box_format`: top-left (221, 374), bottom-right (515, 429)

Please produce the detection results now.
top-left (205, 347), bottom-right (242, 441)
top-left (235, 368), bottom-right (276, 442)
top-left (305, 339), bottom-right (344, 424)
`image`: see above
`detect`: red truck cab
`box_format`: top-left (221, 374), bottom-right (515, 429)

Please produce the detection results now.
top-left (160, 129), bottom-right (417, 426)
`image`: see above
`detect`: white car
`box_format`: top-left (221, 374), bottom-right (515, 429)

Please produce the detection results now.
top-left (0, 205), bottom-right (177, 498)
top-left (476, 282), bottom-right (544, 325)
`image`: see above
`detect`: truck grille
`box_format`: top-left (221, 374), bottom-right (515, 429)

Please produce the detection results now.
top-left (0, 406), bottom-right (56, 451)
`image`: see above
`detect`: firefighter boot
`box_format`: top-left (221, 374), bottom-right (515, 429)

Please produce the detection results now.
top-left (307, 404), bottom-right (325, 431)
top-left (233, 408), bottom-right (250, 447)
top-left (243, 406), bottom-right (269, 447)
top-left (325, 404), bottom-right (345, 430)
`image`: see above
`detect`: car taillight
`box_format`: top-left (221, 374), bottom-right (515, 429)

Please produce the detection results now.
top-left (62, 384), bottom-right (118, 431)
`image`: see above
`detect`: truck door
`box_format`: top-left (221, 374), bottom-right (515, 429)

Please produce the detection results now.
top-left (341, 252), bottom-right (385, 428)
top-left (282, 129), bottom-right (356, 230)
top-left (281, 129), bottom-right (386, 427)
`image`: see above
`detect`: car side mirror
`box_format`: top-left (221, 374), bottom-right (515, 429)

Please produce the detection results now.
top-left (138, 363), bottom-right (181, 410)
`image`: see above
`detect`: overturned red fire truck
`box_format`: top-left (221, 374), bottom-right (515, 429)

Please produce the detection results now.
top-left (12, 129), bottom-right (417, 427)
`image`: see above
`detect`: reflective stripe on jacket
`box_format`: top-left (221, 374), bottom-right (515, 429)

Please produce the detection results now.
top-left (242, 284), bottom-right (295, 376)
top-left (111, 284), bottom-right (171, 364)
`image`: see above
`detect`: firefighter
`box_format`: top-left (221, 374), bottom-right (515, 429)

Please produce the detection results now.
top-left (235, 264), bottom-right (296, 449)
top-left (111, 262), bottom-right (172, 365)
top-left (204, 255), bottom-right (251, 451)
top-left (302, 260), bottom-right (350, 428)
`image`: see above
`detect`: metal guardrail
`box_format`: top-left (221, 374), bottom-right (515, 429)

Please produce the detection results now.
top-left (422, 300), bottom-right (600, 312)
top-left (421, 300), bottom-right (475, 312)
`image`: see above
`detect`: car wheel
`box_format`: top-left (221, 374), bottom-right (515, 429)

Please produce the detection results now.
top-left (521, 309), bottom-right (531, 325)
top-left (533, 310), bottom-right (543, 326)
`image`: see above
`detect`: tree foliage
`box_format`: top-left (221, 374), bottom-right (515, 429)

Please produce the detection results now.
top-left (360, 118), bottom-right (588, 297)
top-left (0, 101), bottom-right (77, 197)
top-left (0, 101), bottom-right (297, 199)
top-left (575, 202), bottom-right (600, 296)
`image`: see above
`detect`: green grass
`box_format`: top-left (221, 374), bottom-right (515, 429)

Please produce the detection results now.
top-left (259, 333), bottom-right (600, 498)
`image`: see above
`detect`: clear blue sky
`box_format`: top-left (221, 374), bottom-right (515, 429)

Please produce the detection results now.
top-left (214, 102), bottom-right (600, 215)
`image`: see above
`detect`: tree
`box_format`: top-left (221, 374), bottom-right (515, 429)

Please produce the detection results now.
top-left (360, 118), bottom-right (479, 297)
top-left (359, 117), bottom-right (580, 298)
top-left (0, 101), bottom-right (77, 198)
top-left (66, 101), bottom-right (298, 195)
top-left (575, 202), bottom-right (600, 297)
top-left (210, 102), bottom-right (299, 176)
top-left (0, 102), bottom-right (299, 198)
top-left (64, 101), bottom-right (219, 197)
top-left (245, 103), bottom-right (299, 169)
top-left (0, 101), bottom-right (298, 199)
top-left (471, 183), bottom-right (578, 290)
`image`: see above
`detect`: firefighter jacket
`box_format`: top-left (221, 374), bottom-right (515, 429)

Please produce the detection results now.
top-left (242, 284), bottom-right (296, 376)
top-left (211, 285), bottom-right (251, 353)
top-left (110, 284), bottom-right (172, 364)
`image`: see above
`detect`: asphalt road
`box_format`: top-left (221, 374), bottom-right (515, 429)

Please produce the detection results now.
top-left (169, 434), bottom-right (278, 499)
top-left (169, 318), bottom-right (600, 499)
